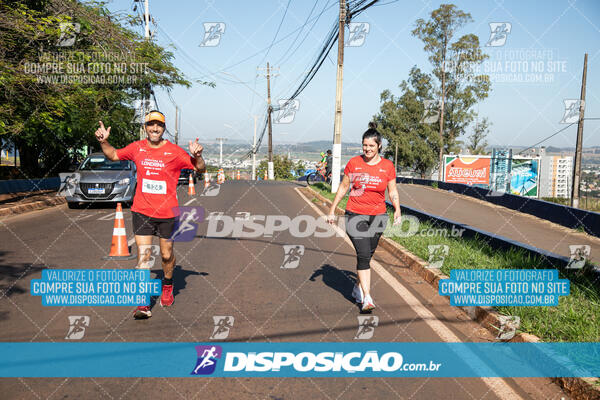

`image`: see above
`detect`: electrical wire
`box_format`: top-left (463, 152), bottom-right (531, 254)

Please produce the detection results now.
top-left (259, 0), bottom-right (294, 66)
top-left (517, 122), bottom-right (577, 154)
top-left (243, 0), bottom-right (386, 159)
top-left (275, 0), bottom-right (321, 66)
top-left (218, 0), bottom-right (339, 72)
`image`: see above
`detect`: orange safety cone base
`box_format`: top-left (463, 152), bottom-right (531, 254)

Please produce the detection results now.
top-left (188, 174), bottom-right (196, 195)
top-left (102, 203), bottom-right (136, 260)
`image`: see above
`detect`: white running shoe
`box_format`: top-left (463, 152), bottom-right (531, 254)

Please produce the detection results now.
top-left (351, 284), bottom-right (364, 304)
top-left (361, 294), bottom-right (376, 312)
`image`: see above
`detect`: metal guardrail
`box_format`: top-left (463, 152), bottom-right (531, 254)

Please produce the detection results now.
top-left (397, 177), bottom-right (600, 238)
top-left (0, 177), bottom-right (61, 194)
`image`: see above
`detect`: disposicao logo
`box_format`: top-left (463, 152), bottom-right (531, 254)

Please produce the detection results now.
top-left (191, 345), bottom-right (222, 375)
top-left (223, 351), bottom-right (406, 373)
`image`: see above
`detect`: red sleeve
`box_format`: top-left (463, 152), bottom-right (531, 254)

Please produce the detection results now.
top-left (177, 148), bottom-right (195, 170)
top-left (344, 157), bottom-right (354, 176)
top-left (115, 142), bottom-right (138, 161)
top-left (388, 160), bottom-right (396, 182)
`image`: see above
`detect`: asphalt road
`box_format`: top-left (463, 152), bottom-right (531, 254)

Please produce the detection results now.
top-left (395, 183), bottom-right (600, 265)
top-left (0, 181), bottom-right (570, 399)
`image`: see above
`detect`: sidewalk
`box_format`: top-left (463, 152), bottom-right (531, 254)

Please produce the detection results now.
top-left (0, 190), bottom-right (65, 217)
top-left (395, 184), bottom-right (600, 265)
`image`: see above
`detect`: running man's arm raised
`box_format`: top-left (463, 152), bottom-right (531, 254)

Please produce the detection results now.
top-left (189, 138), bottom-right (206, 173)
top-left (94, 121), bottom-right (119, 161)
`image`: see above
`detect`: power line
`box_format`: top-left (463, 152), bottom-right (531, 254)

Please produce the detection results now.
top-left (275, 0), bottom-right (322, 65)
top-left (217, 0), bottom-right (339, 72)
top-left (259, 0), bottom-right (294, 66)
top-left (274, 0), bottom-right (383, 109)
top-left (517, 118), bottom-right (599, 155)
top-left (517, 123), bottom-right (577, 154)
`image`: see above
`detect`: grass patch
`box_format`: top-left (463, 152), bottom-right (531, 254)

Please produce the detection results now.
top-left (308, 185), bottom-right (600, 342)
top-left (387, 217), bottom-right (600, 342)
top-left (311, 182), bottom-right (348, 209)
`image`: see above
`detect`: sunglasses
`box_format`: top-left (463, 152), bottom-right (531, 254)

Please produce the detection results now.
top-left (145, 121), bottom-right (165, 128)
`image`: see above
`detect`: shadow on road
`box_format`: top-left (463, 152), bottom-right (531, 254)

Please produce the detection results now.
top-left (195, 235), bottom-right (353, 259)
top-left (309, 264), bottom-right (357, 305)
top-left (0, 251), bottom-right (45, 301)
top-left (149, 264), bottom-right (208, 298)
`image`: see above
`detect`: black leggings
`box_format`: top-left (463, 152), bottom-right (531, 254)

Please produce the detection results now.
top-left (345, 211), bottom-right (388, 270)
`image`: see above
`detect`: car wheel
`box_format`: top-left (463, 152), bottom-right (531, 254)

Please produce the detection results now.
top-left (67, 202), bottom-right (80, 209)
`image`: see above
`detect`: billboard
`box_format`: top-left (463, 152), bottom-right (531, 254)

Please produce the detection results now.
top-left (490, 149), bottom-right (512, 193)
top-left (510, 158), bottom-right (539, 197)
top-left (443, 155), bottom-right (491, 185)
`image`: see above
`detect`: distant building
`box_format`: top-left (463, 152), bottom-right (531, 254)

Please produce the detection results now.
top-left (539, 154), bottom-right (573, 198)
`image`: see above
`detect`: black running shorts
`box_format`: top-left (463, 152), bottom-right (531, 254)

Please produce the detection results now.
top-left (131, 211), bottom-right (176, 239)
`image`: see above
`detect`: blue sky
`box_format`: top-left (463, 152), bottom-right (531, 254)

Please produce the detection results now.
top-left (107, 0), bottom-right (600, 151)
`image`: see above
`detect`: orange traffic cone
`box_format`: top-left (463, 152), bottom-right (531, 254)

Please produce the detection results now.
top-left (218, 168), bottom-right (225, 184)
top-left (204, 172), bottom-right (210, 189)
top-left (102, 203), bottom-right (135, 260)
top-left (236, 170), bottom-right (241, 180)
top-left (188, 173), bottom-right (196, 195)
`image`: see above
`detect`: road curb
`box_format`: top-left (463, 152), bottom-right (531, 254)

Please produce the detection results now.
top-left (0, 195), bottom-right (65, 217)
top-left (303, 186), bottom-right (600, 400)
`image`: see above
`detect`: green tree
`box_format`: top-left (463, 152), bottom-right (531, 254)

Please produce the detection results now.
top-left (467, 117), bottom-right (490, 154)
top-left (412, 3), bottom-right (490, 178)
top-left (257, 155), bottom-right (295, 180)
top-left (376, 67), bottom-right (440, 178)
top-left (294, 160), bottom-right (306, 177)
top-left (0, 0), bottom-right (195, 177)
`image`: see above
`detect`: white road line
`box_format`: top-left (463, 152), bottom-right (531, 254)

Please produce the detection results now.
top-left (97, 212), bottom-right (116, 220)
top-left (294, 187), bottom-right (522, 400)
top-left (74, 213), bottom-right (96, 221)
top-left (184, 198), bottom-right (196, 205)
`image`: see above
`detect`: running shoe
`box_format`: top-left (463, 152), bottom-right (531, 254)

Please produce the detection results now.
top-left (361, 294), bottom-right (376, 312)
top-left (352, 284), bottom-right (364, 304)
top-left (133, 306), bottom-right (152, 319)
top-left (160, 284), bottom-right (174, 307)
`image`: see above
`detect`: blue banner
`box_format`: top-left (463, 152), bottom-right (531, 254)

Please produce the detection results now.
top-left (30, 269), bottom-right (161, 306)
top-left (439, 269), bottom-right (569, 306)
top-left (0, 342), bottom-right (599, 377)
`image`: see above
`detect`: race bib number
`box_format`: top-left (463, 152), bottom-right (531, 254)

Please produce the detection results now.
top-left (142, 179), bottom-right (167, 194)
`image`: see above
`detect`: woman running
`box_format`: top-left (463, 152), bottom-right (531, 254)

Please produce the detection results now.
top-left (327, 122), bottom-right (401, 311)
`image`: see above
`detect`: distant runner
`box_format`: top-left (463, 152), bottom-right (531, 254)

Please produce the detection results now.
top-left (95, 110), bottom-right (206, 319)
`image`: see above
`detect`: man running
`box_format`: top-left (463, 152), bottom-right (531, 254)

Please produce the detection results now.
top-left (95, 110), bottom-right (205, 319)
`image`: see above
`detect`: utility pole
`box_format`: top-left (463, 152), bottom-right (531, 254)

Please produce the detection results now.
top-left (331, 0), bottom-right (346, 193)
top-left (266, 63), bottom-right (274, 180)
top-left (138, 0), bottom-right (151, 140)
top-left (174, 105), bottom-right (179, 145)
top-left (394, 142), bottom-right (398, 173)
top-left (216, 138), bottom-right (227, 167)
top-left (144, 0), bottom-right (150, 39)
top-left (571, 53), bottom-right (588, 208)
top-left (252, 115), bottom-right (258, 180)
top-left (437, 33), bottom-right (448, 181)
top-left (257, 63), bottom-right (278, 179)
top-left (267, 62), bottom-right (273, 164)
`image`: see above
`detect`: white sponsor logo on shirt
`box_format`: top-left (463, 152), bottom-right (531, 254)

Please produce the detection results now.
top-left (142, 178), bottom-right (167, 194)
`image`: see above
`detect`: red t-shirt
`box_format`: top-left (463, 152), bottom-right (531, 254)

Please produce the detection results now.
top-left (344, 155), bottom-right (396, 215)
top-left (116, 140), bottom-right (194, 218)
